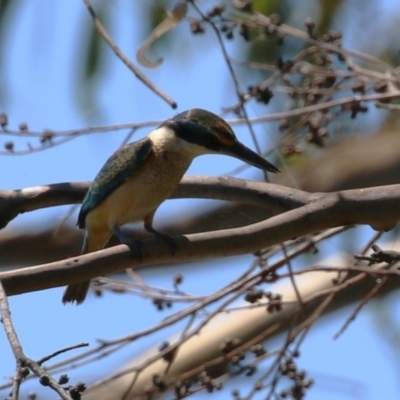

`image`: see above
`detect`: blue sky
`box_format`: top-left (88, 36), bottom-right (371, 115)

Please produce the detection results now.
top-left (1, 1), bottom-right (400, 399)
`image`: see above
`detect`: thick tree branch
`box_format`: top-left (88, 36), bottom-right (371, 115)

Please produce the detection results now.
top-left (0, 176), bottom-right (309, 230)
top-left (1, 183), bottom-right (400, 297)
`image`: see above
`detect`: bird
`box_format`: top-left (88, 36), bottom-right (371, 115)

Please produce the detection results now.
top-left (62, 108), bottom-right (280, 305)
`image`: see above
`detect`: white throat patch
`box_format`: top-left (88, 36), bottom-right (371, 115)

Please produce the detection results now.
top-left (148, 126), bottom-right (212, 156)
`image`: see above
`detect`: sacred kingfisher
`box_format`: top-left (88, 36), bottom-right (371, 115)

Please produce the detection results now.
top-left (62, 108), bottom-right (279, 304)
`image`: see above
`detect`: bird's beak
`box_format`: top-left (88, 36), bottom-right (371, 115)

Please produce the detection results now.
top-left (223, 141), bottom-right (280, 173)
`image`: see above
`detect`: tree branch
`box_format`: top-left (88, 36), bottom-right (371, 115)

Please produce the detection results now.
top-left (0, 282), bottom-right (72, 400)
top-left (82, 254), bottom-right (394, 400)
top-left (1, 183), bottom-right (400, 297)
top-left (0, 176), bottom-right (309, 229)
top-left (82, 0), bottom-right (177, 109)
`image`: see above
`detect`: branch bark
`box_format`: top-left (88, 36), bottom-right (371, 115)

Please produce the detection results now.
top-left (1, 182), bottom-right (400, 297)
top-left (0, 176), bottom-right (307, 230)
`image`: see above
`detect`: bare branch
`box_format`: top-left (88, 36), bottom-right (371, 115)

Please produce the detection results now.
top-left (334, 276), bottom-right (387, 340)
top-left (0, 282), bottom-right (72, 400)
top-left (1, 183), bottom-right (400, 297)
top-left (0, 176), bottom-right (308, 229)
top-left (82, 254), bottom-right (393, 399)
top-left (82, 0), bottom-right (177, 109)
top-left (37, 343), bottom-right (89, 366)
top-left (233, 92), bottom-right (400, 124)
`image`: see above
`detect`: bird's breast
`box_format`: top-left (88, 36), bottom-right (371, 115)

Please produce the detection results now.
top-left (90, 150), bottom-right (192, 228)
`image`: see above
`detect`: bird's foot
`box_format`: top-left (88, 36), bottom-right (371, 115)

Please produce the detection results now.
top-left (114, 227), bottom-right (143, 260)
top-left (153, 231), bottom-right (178, 255)
top-left (144, 221), bottom-right (177, 255)
top-left (124, 238), bottom-right (144, 260)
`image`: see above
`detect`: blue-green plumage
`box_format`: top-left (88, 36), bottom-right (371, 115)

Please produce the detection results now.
top-left (77, 137), bottom-right (153, 229)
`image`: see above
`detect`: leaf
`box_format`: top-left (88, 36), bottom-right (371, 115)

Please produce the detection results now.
top-left (136, 1), bottom-right (187, 68)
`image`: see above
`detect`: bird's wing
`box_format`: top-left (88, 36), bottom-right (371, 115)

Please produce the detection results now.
top-left (77, 137), bottom-right (153, 228)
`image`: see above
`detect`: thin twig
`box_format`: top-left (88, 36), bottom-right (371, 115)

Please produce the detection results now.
top-left (37, 342), bottom-right (89, 366)
top-left (0, 281), bottom-right (72, 400)
top-left (190, 1), bottom-right (265, 172)
top-left (232, 92), bottom-right (400, 125)
top-left (334, 275), bottom-right (388, 340)
top-left (82, 0), bottom-right (177, 109)
top-left (2, 89), bottom-right (399, 156)
top-left (281, 243), bottom-right (304, 312)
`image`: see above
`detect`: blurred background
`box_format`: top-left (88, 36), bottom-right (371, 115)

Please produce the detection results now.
top-left (2, 0), bottom-right (400, 399)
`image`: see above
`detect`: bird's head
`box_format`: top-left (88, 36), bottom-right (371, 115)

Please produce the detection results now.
top-left (159, 108), bottom-right (280, 173)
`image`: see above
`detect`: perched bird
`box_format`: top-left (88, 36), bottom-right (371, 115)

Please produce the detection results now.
top-left (62, 108), bottom-right (279, 304)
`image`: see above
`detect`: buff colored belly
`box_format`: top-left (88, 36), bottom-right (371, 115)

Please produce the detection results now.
top-left (87, 151), bottom-right (192, 230)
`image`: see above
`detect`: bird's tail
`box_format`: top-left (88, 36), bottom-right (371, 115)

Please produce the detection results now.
top-left (62, 228), bottom-right (110, 305)
top-left (62, 280), bottom-right (91, 305)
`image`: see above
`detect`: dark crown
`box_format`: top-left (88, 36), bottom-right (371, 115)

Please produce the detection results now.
top-left (162, 108), bottom-right (237, 151)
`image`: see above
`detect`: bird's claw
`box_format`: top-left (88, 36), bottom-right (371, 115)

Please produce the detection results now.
top-left (124, 238), bottom-right (144, 260)
top-left (154, 232), bottom-right (177, 255)
top-left (114, 226), bottom-right (143, 260)
top-left (114, 226), bottom-right (177, 258)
